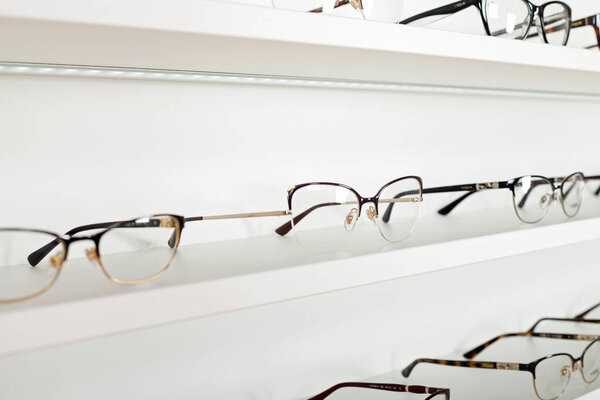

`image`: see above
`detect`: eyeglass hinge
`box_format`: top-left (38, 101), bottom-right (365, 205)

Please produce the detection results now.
top-left (497, 362), bottom-right (519, 370)
top-left (475, 182), bottom-right (500, 191)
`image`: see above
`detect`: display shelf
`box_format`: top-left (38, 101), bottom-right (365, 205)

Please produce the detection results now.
top-left (1, 0), bottom-right (600, 96)
top-left (2, 208), bottom-right (600, 357)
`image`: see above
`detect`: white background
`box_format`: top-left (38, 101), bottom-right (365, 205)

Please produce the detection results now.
top-left (1, 0), bottom-right (600, 399)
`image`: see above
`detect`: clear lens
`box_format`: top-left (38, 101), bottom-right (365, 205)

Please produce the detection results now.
top-left (272, 0), bottom-right (403, 22)
top-left (512, 176), bottom-right (554, 223)
top-left (290, 184), bottom-right (360, 251)
top-left (98, 215), bottom-right (180, 283)
top-left (485, 0), bottom-right (530, 39)
top-left (541, 2), bottom-right (570, 45)
top-left (560, 173), bottom-right (584, 217)
top-left (583, 340), bottom-right (600, 383)
top-left (376, 177), bottom-right (421, 242)
top-left (534, 355), bottom-right (572, 400)
top-left (0, 230), bottom-right (64, 302)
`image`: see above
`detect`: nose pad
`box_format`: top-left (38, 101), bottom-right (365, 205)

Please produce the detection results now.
top-left (366, 205), bottom-right (378, 223)
top-left (573, 361), bottom-right (582, 373)
top-left (49, 251), bottom-right (64, 268)
top-left (561, 365), bottom-right (572, 377)
top-left (86, 247), bottom-right (99, 263)
top-left (344, 208), bottom-right (359, 232)
top-left (539, 193), bottom-right (553, 209)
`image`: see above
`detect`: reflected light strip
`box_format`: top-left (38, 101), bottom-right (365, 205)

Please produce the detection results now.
top-left (0, 62), bottom-right (599, 101)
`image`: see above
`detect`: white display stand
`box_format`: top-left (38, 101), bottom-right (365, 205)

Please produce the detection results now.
top-left (1, 0), bottom-right (600, 399)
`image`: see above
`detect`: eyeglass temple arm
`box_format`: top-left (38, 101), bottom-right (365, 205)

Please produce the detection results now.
top-left (308, 0), bottom-right (350, 13)
top-left (527, 317), bottom-right (600, 334)
top-left (307, 382), bottom-right (449, 400)
top-left (172, 210), bottom-right (291, 246)
top-left (387, 181), bottom-right (509, 219)
top-left (274, 202), bottom-right (341, 236)
top-left (585, 175), bottom-right (600, 195)
top-left (463, 331), bottom-right (594, 359)
top-left (398, 0), bottom-right (477, 25)
top-left (402, 357), bottom-right (529, 378)
top-left (27, 220), bottom-right (130, 267)
top-left (575, 301), bottom-right (600, 319)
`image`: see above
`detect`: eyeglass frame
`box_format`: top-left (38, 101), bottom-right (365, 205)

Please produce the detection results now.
top-left (0, 214), bottom-right (185, 304)
top-left (399, 0), bottom-right (572, 46)
top-left (308, 381), bottom-right (450, 400)
top-left (274, 176), bottom-right (424, 237)
top-left (403, 338), bottom-right (600, 400)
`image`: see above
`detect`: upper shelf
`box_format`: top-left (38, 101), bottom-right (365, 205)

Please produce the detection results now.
top-left (1, 0), bottom-right (600, 96)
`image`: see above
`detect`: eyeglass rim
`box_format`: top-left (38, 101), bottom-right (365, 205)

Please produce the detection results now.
top-left (0, 214), bottom-right (185, 303)
top-left (95, 214), bottom-right (184, 285)
top-left (508, 172), bottom-right (584, 223)
top-left (0, 228), bottom-right (67, 304)
top-left (286, 176), bottom-right (423, 216)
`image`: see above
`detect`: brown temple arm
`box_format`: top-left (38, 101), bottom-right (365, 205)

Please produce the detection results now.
top-left (402, 357), bottom-right (529, 378)
top-left (308, 382), bottom-right (450, 400)
top-left (575, 301), bottom-right (600, 319)
top-left (528, 317), bottom-right (600, 333)
top-left (463, 331), bottom-right (597, 359)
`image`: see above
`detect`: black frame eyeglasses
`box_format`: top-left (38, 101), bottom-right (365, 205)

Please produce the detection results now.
top-left (400, 0), bottom-right (572, 46)
top-left (308, 382), bottom-right (450, 400)
top-left (419, 172), bottom-right (587, 223)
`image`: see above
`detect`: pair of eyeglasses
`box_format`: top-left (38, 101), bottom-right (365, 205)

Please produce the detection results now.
top-left (400, 0), bottom-right (572, 46)
top-left (274, 176), bottom-right (423, 251)
top-left (308, 382), bottom-right (450, 400)
top-left (403, 337), bottom-right (600, 400)
top-left (0, 177), bottom-right (422, 303)
top-left (416, 172), bottom-right (586, 224)
top-left (275, 0), bottom-right (404, 23)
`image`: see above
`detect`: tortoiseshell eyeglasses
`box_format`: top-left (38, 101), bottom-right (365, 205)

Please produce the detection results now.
top-left (0, 176), bottom-right (422, 303)
top-left (420, 172), bottom-right (587, 223)
top-left (307, 382), bottom-right (450, 400)
top-left (403, 337), bottom-right (600, 400)
top-left (570, 14), bottom-right (600, 50)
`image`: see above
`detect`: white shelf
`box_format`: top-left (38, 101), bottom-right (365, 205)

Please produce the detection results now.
top-left (1, 0), bottom-right (600, 96)
top-left (2, 210), bottom-right (600, 357)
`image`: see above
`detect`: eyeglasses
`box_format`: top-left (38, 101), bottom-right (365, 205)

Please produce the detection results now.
top-left (403, 338), bottom-right (600, 400)
top-left (1, 177), bottom-right (422, 303)
top-left (273, 0), bottom-right (404, 23)
top-left (400, 0), bottom-right (572, 46)
top-left (421, 172), bottom-right (586, 223)
top-left (274, 176), bottom-right (423, 251)
top-left (0, 215), bottom-right (185, 303)
top-left (308, 382), bottom-right (450, 400)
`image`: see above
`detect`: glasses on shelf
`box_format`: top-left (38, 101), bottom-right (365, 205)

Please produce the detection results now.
top-left (274, 176), bottom-right (423, 251)
top-left (1, 176), bottom-right (422, 303)
top-left (0, 215), bottom-right (184, 303)
top-left (308, 382), bottom-right (450, 400)
top-left (418, 172), bottom-right (586, 223)
top-left (273, 0), bottom-right (404, 23)
top-left (403, 338), bottom-right (600, 400)
top-left (400, 0), bottom-right (572, 46)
